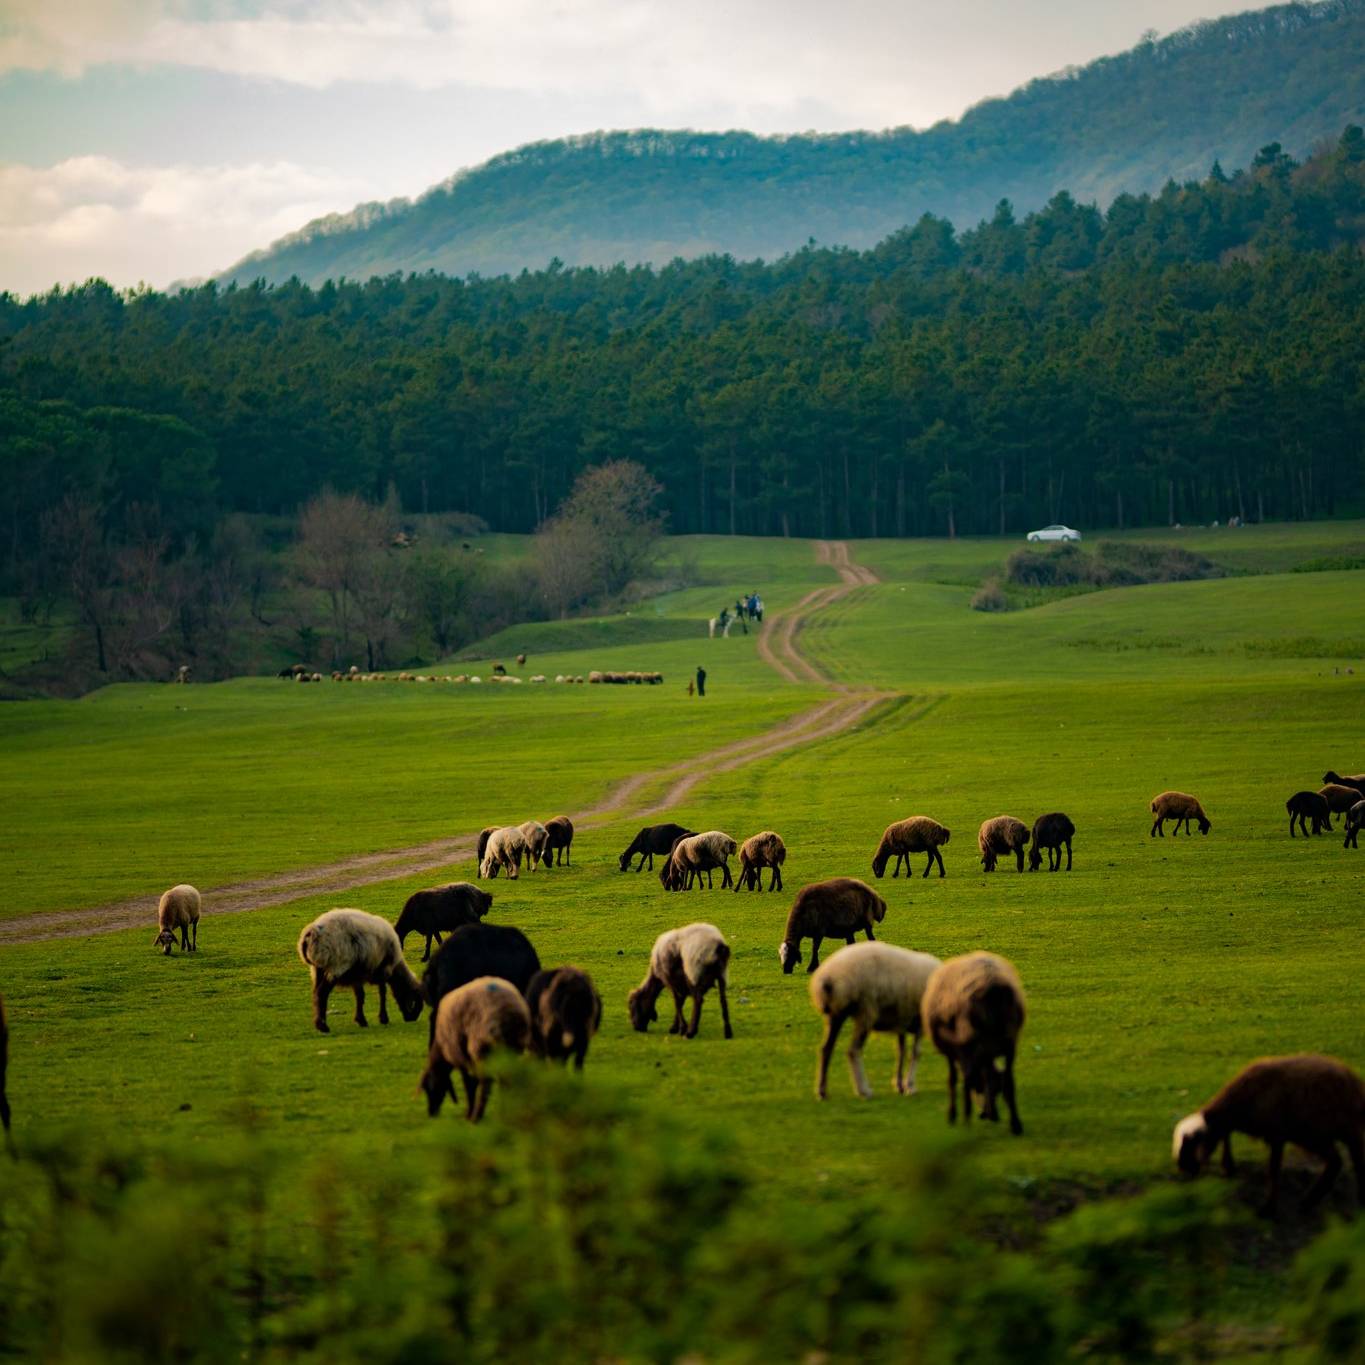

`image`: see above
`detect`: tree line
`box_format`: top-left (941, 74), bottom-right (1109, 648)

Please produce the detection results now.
top-left (3, 128), bottom-right (1365, 589)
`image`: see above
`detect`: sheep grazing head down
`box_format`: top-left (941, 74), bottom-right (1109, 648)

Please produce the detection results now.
top-left (1172, 1113), bottom-right (1213, 1174)
top-left (418, 1062), bottom-right (452, 1117)
top-left (391, 973), bottom-right (427, 1023)
top-left (778, 940), bottom-right (800, 974)
top-left (627, 986), bottom-right (658, 1032)
top-left (152, 928), bottom-right (177, 956)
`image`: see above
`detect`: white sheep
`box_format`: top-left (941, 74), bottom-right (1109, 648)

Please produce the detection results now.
top-left (628, 922), bottom-right (733, 1039)
top-left (296, 908), bottom-right (425, 1033)
top-left (153, 883), bottom-right (201, 955)
top-left (481, 826), bottom-right (528, 880)
top-left (809, 941), bottom-right (943, 1100)
top-left (419, 976), bottom-right (532, 1122)
top-left (661, 831), bottom-right (737, 890)
top-left (517, 820), bottom-right (550, 870)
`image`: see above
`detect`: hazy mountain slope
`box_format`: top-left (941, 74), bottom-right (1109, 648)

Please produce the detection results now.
top-left (223, 0), bottom-right (1362, 285)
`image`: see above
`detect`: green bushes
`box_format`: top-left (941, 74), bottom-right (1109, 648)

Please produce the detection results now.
top-left (1005, 541), bottom-right (1223, 591)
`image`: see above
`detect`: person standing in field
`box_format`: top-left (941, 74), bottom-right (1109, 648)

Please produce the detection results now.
top-left (696, 666), bottom-right (706, 697)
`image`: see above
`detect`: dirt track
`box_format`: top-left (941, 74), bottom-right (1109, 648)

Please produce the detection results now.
top-left (3, 541), bottom-right (886, 944)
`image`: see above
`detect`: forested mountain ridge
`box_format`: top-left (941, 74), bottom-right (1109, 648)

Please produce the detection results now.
top-left (5, 128), bottom-right (1365, 570)
top-left (218, 0), bottom-right (1365, 286)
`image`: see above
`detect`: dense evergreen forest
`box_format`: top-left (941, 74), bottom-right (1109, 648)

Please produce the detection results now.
top-left (218, 0), bottom-right (1365, 286)
top-left (4, 129), bottom-right (1365, 583)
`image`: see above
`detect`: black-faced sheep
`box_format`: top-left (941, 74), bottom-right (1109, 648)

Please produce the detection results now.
top-left (871, 816), bottom-right (951, 879)
top-left (480, 826), bottom-right (527, 880)
top-left (921, 952), bottom-right (1026, 1135)
top-left (628, 922), bottom-right (733, 1039)
top-left (526, 967), bottom-right (602, 1069)
top-left (419, 977), bottom-right (531, 1123)
top-left (735, 830), bottom-right (786, 892)
top-left (422, 923), bottom-right (541, 1045)
top-left (476, 825), bottom-right (498, 866)
top-left (517, 820), bottom-right (550, 869)
top-left (395, 882), bottom-right (493, 962)
top-left (810, 942), bottom-right (943, 1100)
top-left (1323, 771), bottom-right (1365, 799)
top-left (1028, 812), bottom-right (1076, 871)
top-left (0, 992), bottom-right (10, 1140)
top-left (1149, 791), bottom-right (1211, 837)
top-left (297, 908), bottom-right (426, 1034)
top-left (1285, 791), bottom-right (1332, 838)
top-left (1173, 1054), bottom-right (1365, 1215)
top-left (619, 822), bottom-right (693, 872)
top-left (661, 831), bottom-right (736, 891)
top-left (543, 815), bottom-right (574, 866)
top-left (977, 816), bottom-right (1030, 873)
top-left (1318, 783), bottom-right (1361, 826)
top-left (779, 878), bottom-right (886, 974)
top-left (153, 883), bottom-right (201, 955)
top-left (1345, 800), bottom-right (1365, 850)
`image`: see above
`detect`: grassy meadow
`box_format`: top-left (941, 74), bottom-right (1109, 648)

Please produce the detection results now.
top-left (1, 519), bottom-right (1363, 1350)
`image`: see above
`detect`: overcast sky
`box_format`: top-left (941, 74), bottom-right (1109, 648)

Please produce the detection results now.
top-left (0, 0), bottom-right (1259, 295)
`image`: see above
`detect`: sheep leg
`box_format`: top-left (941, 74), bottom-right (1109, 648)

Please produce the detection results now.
top-left (377, 980), bottom-right (389, 1026)
top-left (573, 1033), bottom-right (589, 1071)
top-left (1064, 840), bottom-right (1072, 871)
top-left (685, 989), bottom-right (705, 1038)
top-left (1151, 817), bottom-right (1162, 837)
top-left (847, 1024), bottom-right (873, 1099)
top-left (470, 1078), bottom-right (493, 1123)
top-left (1344, 1132), bottom-right (1364, 1203)
top-left (1014, 846), bottom-right (1025, 872)
top-left (894, 1034), bottom-right (906, 1093)
top-left (1260, 1141), bottom-right (1285, 1216)
top-left (720, 863), bottom-right (733, 889)
top-left (312, 975), bottom-right (333, 1033)
top-left (421, 935), bottom-right (432, 962)
top-left (180, 924), bottom-right (190, 951)
top-left (1001, 1047), bottom-right (1022, 1134)
top-left (770, 864), bottom-right (782, 892)
top-left (668, 988), bottom-right (687, 1035)
top-left (846, 934), bottom-right (857, 946)
top-left (1302, 1144), bottom-right (1343, 1212)
top-left (946, 1058), bottom-right (959, 1123)
top-left (905, 1033), bottom-right (922, 1095)
top-left (891, 851), bottom-right (903, 878)
top-left (816, 1010), bottom-right (850, 1099)
top-left (716, 977), bottom-right (733, 1039)
top-left (1221, 1136), bottom-right (1236, 1175)
top-left (352, 984), bottom-right (368, 1027)
top-left (808, 935), bottom-right (823, 971)
top-left (459, 1070), bottom-right (478, 1119)
top-left (191, 921), bottom-right (197, 951)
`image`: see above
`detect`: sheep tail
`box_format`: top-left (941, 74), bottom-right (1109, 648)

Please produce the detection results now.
top-left (561, 1029), bottom-right (576, 1051)
top-left (297, 926), bottom-right (318, 965)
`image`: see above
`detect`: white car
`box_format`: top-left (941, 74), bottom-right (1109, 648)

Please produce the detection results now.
top-left (1026, 524), bottom-right (1082, 543)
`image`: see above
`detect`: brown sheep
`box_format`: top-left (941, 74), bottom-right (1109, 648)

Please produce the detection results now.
top-left (153, 883), bottom-right (201, 955)
top-left (298, 909), bottom-right (426, 1034)
top-left (779, 877), bottom-right (886, 973)
top-left (1322, 771), bottom-right (1365, 799)
top-left (628, 922), bottom-right (733, 1039)
top-left (526, 967), bottom-right (602, 1069)
top-left (660, 832), bottom-right (736, 891)
top-left (1285, 790), bottom-right (1331, 838)
top-left (1028, 812), bottom-right (1075, 871)
top-left (977, 816), bottom-right (1030, 873)
top-left (922, 952), bottom-right (1026, 1134)
top-left (1173, 1054), bottom-right (1365, 1216)
top-left (735, 830), bottom-right (786, 892)
top-left (395, 882), bottom-right (493, 962)
top-left (1346, 800), bottom-right (1365, 850)
top-left (543, 815), bottom-right (574, 866)
top-left (516, 653), bottom-right (527, 666)
top-left (871, 815), bottom-right (951, 879)
top-left (1318, 783), bottom-right (1361, 826)
top-left (419, 977), bottom-right (531, 1122)
top-left (1149, 791), bottom-right (1211, 837)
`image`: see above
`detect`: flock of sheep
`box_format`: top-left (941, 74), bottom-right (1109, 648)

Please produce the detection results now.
top-left (1, 765), bottom-right (1361, 1213)
top-left (277, 661), bottom-right (664, 687)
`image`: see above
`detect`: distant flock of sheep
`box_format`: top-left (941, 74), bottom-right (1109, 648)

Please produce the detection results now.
top-left (276, 661), bottom-right (663, 687)
top-left (1, 766), bottom-right (1361, 1213)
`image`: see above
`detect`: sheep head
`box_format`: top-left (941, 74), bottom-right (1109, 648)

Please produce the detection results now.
top-left (778, 940), bottom-right (800, 974)
top-left (1027, 846), bottom-right (1043, 871)
top-left (871, 894), bottom-right (888, 924)
top-left (627, 986), bottom-right (657, 1032)
top-left (1172, 1113), bottom-right (1213, 1174)
top-left (418, 1062), bottom-right (453, 1117)
top-left (153, 929), bottom-right (176, 955)
top-left (1197, 816), bottom-right (1211, 835)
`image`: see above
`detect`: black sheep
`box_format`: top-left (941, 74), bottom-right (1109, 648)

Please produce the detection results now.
top-left (526, 967), bottom-right (602, 1069)
top-left (395, 882), bottom-right (493, 961)
top-left (618, 822), bottom-right (693, 872)
top-left (422, 924), bottom-right (540, 1044)
top-left (1285, 791), bottom-right (1331, 838)
top-left (1028, 812), bottom-right (1076, 870)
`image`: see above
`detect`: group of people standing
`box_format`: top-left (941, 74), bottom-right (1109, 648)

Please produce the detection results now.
top-left (716, 592), bottom-right (763, 636)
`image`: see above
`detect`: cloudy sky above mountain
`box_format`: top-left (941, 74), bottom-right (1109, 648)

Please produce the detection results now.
top-left (0, 0), bottom-right (1253, 294)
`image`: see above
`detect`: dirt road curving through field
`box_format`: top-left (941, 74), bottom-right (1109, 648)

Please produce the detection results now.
top-left (3, 541), bottom-right (890, 943)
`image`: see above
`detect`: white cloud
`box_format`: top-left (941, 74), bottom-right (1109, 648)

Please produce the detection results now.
top-left (0, 156), bottom-right (370, 293)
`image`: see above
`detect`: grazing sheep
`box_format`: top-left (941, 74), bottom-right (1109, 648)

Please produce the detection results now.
top-left (1149, 791), bottom-right (1211, 837)
top-left (619, 822), bottom-right (693, 872)
top-left (1028, 812), bottom-right (1076, 871)
top-left (810, 942), bottom-right (943, 1099)
top-left (628, 923), bottom-right (733, 1039)
top-left (661, 831), bottom-right (737, 890)
top-left (871, 816), bottom-right (951, 880)
top-left (526, 967), bottom-right (602, 1069)
top-left (0, 992), bottom-right (10, 1140)
top-left (735, 830), bottom-right (787, 892)
top-left (1318, 784), bottom-right (1360, 826)
top-left (476, 826), bottom-right (498, 867)
top-left (921, 952), bottom-right (1026, 1134)
top-left (1323, 771), bottom-right (1365, 799)
top-left (1286, 791), bottom-right (1332, 838)
top-left (297, 908), bottom-right (425, 1034)
top-left (1345, 800), bottom-right (1365, 849)
top-left (1173, 1054), bottom-right (1365, 1215)
top-left (395, 882), bottom-right (493, 962)
top-left (544, 815), bottom-right (574, 866)
top-left (480, 826), bottom-right (528, 880)
top-left (419, 978), bottom-right (531, 1123)
top-left (153, 883), bottom-right (201, 955)
top-left (978, 816), bottom-right (1030, 873)
top-left (518, 820), bottom-right (550, 869)
top-left (779, 878), bottom-right (886, 974)
top-left (422, 923), bottom-right (541, 1045)
top-left (492, 662), bottom-right (506, 675)
top-left (516, 653), bottom-right (527, 666)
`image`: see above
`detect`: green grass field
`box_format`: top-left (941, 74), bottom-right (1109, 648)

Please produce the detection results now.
top-left (2, 520), bottom-right (1363, 1351)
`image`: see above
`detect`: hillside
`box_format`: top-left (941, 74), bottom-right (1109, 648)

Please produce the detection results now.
top-left (219, 0), bottom-right (1365, 286)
